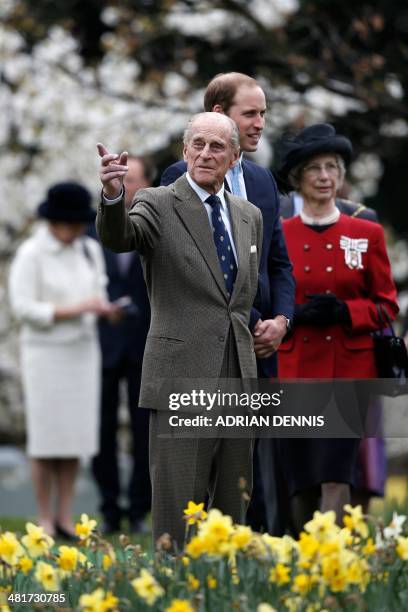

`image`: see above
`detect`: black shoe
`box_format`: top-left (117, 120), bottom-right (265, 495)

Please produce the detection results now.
top-left (101, 520), bottom-right (121, 535)
top-left (55, 524), bottom-right (79, 542)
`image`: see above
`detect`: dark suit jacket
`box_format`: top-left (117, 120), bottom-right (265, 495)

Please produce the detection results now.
top-left (279, 192), bottom-right (378, 222)
top-left (87, 225), bottom-right (150, 369)
top-left (161, 160), bottom-right (295, 376)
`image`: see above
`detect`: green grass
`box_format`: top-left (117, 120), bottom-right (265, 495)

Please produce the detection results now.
top-left (0, 515), bottom-right (152, 551)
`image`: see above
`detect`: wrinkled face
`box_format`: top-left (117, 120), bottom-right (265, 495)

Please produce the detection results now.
top-left (299, 153), bottom-right (342, 204)
top-left (48, 222), bottom-right (87, 244)
top-left (224, 85), bottom-right (266, 153)
top-left (183, 116), bottom-right (239, 193)
top-left (124, 158), bottom-right (149, 209)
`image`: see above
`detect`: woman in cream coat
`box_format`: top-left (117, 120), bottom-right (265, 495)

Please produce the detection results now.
top-left (9, 182), bottom-right (116, 538)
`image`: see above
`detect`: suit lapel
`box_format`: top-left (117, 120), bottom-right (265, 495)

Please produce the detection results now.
top-left (227, 193), bottom-right (251, 301)
top-left (173, 176), bottom-right (228, 299)
top-left (241, 160), bottom-right (256, 202)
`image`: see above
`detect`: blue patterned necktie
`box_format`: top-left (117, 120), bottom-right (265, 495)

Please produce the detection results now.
top-left (205, 194), bottom-right (237, 298)
top-left (230, 162), bottom-right (243, 197)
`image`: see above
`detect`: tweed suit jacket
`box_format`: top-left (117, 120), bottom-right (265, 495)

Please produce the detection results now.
top-left (97, 175), bottom-right (263, 410)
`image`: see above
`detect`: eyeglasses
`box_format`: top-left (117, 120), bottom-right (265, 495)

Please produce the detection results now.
top-left (302, 162), bottom-right (340, 177)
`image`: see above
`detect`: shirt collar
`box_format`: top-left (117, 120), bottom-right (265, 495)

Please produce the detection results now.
top-left (186, 172), bottom-right (225, 204)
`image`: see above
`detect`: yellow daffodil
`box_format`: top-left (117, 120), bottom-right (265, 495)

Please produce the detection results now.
top-left (269, 563), bottom-right (291, 585)
top-left (79, 588), bottom-right (119, 612)
top-left (181, 555), bottom-right (190, 566)
top-left (198, 509), bottom-right (234, 554)
top-left (346, 557), bottom-right (370, 591)
top-left (131, 568), bottom-right (165, 606)
top-left (343, 505), bottom-right (369, 539)
top-left (185, 535), bottom-right (207, 559)
top-left (230, 525), bottom-right (252, 551)
top-left (292, 573), bottom-right (314, 596)
top-left (0, 532), bottom-right (24, 566)
top-left (207, 575), bottom-right (217, 589)
top-left (187, 573), bottom-right (200, 591)
top-left (362, 537), bottom-right (376, 556)
top-left (396, 536), bottom-right (408, 560)
top-left (165, 600), bottom-right (194, 612)
top-left (102, 545), bottom-right (116, 571)
top-left (257, 605), bottom-right (278, 612)
top-left (183, 501), bottom-right (207, 525)
top-left (21, 523), bottom-right (54, 558)
top-left (304, 511), bottom-right (339, 542)
top-left (262, 534), bottom-right (297, 564)
top-left (297, 532), bottom-right (319, 565)
top-left (58, 545), bottom-right (80, 573)
top-left (321, 554), bottom-right (347, 593)
top-left (79, 588), bottom-right (105, 612)
top-left (34, 561), bottom-right (59, 592)
top-left (101, 591), bottom-right (119, 611)
top-left (18, 556), bottom-right (33, 575)
top-left (75, 514), bottom-right (97, 544)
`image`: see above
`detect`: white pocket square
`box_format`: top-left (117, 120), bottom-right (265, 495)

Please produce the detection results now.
top-left (250, 245), bottom-right (257, 253)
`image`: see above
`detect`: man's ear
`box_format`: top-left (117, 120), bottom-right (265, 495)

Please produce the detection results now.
top-left (230, 148), bottom-right (240, 168)
top-left (212, 104), bottom-right (226, 115)
top-left (182, 145), bottom-right (188, 162)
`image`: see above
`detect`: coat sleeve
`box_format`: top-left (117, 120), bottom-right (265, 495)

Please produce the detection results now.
top-left (96, 189), bottom-right (161, 255)
top-left (345, 225), bottom-right (399, 333)
top-left (266, 171), bottom-right (295, 320)
top-left (8, 244), bottom-right (55, 328)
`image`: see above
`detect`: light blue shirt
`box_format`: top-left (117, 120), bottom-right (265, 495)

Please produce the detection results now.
top-left (186, 172), bottom-right (238, 263)
top-left (225, 153), bottom-right (247, 199)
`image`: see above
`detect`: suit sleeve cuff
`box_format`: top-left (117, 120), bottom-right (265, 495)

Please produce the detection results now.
top-left (102, 187), bottom-right (124, 205)
top-left (249, 307), bottom-right (262, 332)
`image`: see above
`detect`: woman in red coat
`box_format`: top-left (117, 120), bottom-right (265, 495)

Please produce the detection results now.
top-left (276, 123), bottom-right (398, 532)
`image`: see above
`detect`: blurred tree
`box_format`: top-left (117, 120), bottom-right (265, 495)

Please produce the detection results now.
top-left (2, 0), bottom-right (408, 224)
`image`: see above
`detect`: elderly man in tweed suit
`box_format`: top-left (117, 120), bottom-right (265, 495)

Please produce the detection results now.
top-left (96, 112), bottom-right (263, 548)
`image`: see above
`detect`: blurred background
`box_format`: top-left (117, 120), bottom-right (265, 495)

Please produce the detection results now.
top-left (1, 0), bottom-right (408, 517)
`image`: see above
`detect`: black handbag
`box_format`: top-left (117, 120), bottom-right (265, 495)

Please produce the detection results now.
top-left (373, 305), bottom-right (408, 395)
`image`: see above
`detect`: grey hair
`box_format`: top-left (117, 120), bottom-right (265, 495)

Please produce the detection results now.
top-left (288, 154), bottom-right (346, 190)
top-left (183, 112), bottom-right (240, 151)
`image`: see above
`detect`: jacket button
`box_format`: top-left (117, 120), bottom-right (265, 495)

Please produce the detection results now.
top-left (304, 266), bottom-right (311, 272)
top-left (325, 335), bottom-right (332, 342)
top-left (303, 336), bottom-right (309, 342)
top-left (219, 336), bottom-right (225, 342)
top-left (326, 244), bottom-right (333, 250)
top-left (304, 244), bottom-right (310, 251)
top-left (325, 289), bottom-right (331, 294)
top-left (326, 266), bottom-right (333, 272)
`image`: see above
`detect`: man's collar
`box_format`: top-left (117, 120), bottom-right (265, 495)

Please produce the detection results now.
top-left (186, 172), bottom-right (225, 203)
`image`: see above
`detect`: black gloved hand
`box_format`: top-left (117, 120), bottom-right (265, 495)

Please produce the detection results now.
top-left (293, 301), bottom-right (322, 325)
top-left (307, 293), bottom-right (350, 325)
top-left (294, 294), bottom-right (350, 326)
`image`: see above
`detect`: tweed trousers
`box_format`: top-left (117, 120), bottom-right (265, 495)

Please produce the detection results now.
top-left (149, 331), bottom-right (254, 550)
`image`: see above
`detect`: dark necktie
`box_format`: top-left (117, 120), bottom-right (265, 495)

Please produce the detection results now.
top-left (205, 194), bottom-right (237, 298)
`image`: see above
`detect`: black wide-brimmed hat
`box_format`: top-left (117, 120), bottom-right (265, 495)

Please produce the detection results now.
top-left (38, 182), bottom-right (96, 223)
top-left (278, 123), bottom-right (353, 182)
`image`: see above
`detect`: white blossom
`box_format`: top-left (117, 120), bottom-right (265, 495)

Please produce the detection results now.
top-left (247, 0), bottom-right (299, 28)
top-left (384, 512), bottom-right (406, 540)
